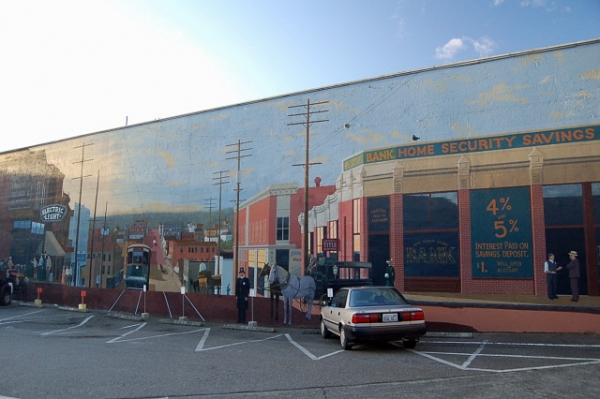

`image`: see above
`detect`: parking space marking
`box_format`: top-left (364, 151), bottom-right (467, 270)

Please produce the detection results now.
top-left (462, 340), bottom-right (488, 368)
top-left (196, 331), bottom-right (282, 352)
top-left (106, 322), bottom-right (146, 343)
top-left (41, 315), bottom-right (95, 336)
top-left (284, 333), bottom-right (345, 360)
top-left (194, 331), bottom-right (344, 359)
top-left (0, 309), bottom-right (45, 324)
top-left (108, 323), bottom-right (206, 344)
top-left (412, 340), bottom-right (600, 373)
top-left (0, 321), bottom-right (22, 326)
top-left (195, 328), bottom-right (211, 351)
top-left (424, 340), bottom-right (600, 348)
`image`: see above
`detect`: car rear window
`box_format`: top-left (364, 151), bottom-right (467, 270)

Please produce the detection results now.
top-left (349, 288), bottom-right (408, 307)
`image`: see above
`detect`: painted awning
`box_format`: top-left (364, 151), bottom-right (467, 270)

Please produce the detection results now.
top-left (45, 231), bottom-right (66, 257)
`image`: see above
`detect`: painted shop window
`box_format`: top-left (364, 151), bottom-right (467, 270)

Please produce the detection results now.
top-left (367, 196), bottom-right (390, 284)
top-left (403, 192), bottom-right (459, 277)
top-left (328, 220), bottom-right (338, 239)
top-left (594, 183), bottom-right (600, 285)
top-left (353, 198), bottom-right (361, 261)
top-left (368, 196), bottom-right (390, 232)
top-left (544, 184), bottom-right (587, 295)
top-left (593, 182), bottom-right (600, 225)
top-left (325, 220), bottom-right (339, 257)
top-left (276, 216), bottom-right (289, 241)
top-left (315, 226), bottom-right (326, 255)
top-left (403, 192), bottom-right (458, 231)
top-left (543, 184), bottom-right (583, 226)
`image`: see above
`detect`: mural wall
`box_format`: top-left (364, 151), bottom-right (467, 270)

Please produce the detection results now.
top-left (0, 40), bottom-right (598, 286)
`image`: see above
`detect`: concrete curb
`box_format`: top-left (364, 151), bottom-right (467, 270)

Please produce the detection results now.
top-left (159, 318), bottom-right (204, 327)
top-left (223, 323), bottom-right (276, 333)
top-left (107, 312), bottom-right (144, 321)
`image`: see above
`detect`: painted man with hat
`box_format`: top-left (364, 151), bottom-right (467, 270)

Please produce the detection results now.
top-left (565, 251), bottom-right (580, 302)
top-left (235, 267), bottom-right (250, 323)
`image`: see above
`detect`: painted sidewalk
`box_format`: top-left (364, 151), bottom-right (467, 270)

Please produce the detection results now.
top-left (405, 292), bottom-right (600, 334)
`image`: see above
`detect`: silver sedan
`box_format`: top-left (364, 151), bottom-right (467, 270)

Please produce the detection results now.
top-left (320, 286), bottom-right (427, 350)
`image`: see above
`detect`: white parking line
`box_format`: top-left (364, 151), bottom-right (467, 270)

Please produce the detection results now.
top-left (41, 315), bottom-right (95, 336)
top-left (106, 322), bottom-right (146, 343)
top-left (108, 324), bottom-right (207, 344)
top-left (412, 339), bottom-right (600, 373)
top-left (0, 309), bottom-right (45, 323)
top-left (196, 332), bottom-right (282, 352)
top-left (285, 333), bottom-right (345, 360)
top-left (195, 328), bottom-right (210, 351)
top-left (0, 321), bottom-right (22, 326)
top-left (423, 340), bottom-right (600, 348)
top-left (120, 323), bottom-right (144, 330)
top-left (462, 340), bottom-right (487, 368)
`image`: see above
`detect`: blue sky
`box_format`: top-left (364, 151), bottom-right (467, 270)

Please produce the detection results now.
top-left (1, 0), bottom-right (598, 154)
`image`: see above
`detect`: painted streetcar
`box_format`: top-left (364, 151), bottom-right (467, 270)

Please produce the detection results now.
top-left (125, 244), bottom-right (152, 290)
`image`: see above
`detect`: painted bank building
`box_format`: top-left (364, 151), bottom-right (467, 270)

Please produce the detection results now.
top-left (0, 39), bottom-right (598, 297)
top-left (304, 125), bottom-right (600, 297)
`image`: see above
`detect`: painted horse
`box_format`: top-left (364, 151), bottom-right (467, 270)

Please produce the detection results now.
top-left (259, 263), bottom-right (281, 322)
top-left (268, 264), bottom-right (316, 326)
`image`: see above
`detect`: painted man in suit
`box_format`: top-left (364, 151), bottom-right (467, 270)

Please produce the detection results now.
top-left (565, 251), bottom-right (580, 302)
top-left (544, 253), bottom-right (561, 300)
top-left (236, 268), bottom-right (250, 323)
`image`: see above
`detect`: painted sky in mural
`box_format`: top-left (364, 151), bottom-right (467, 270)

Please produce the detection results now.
top-left (12, 41), bottom-right (595, 217)
top-left (1, 0), bottom-right (599, 154)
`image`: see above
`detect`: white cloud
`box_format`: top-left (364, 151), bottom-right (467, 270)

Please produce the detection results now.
top-left (435, 36), bottom-right (496, 60)
top-left (520, 0), bottom-right (560, 11)
top-left (494, 0), bottom-right (506, 5)
top-left (520, 0), bottom-right (548, 7)
top-left (473, 36), bottom-right (496, 57)
top-left (435, 38), bottom-right (466, 60)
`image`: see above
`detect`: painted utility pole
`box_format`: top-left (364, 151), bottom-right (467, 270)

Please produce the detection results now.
top-left (72, 142), bottom-right (94, 286)
top-left (288, 99), bottom-right (328, 274)
top-left (88, 170), bottom-right (100, 287)
top-left (226, 140), bottom-right (253, 278)
top-left (212, 171), bottom-right (229, 278)
top-left (203, 197), bottom-right (216, 245)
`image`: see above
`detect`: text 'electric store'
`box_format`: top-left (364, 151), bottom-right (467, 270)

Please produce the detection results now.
top-left (310, 125), bottom-right (600, 297)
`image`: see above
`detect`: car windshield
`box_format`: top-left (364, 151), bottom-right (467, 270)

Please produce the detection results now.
top-left (348, 288), bottom-right (408, 307)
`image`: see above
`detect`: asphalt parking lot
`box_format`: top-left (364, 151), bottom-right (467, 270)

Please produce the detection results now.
top-left (1, 304), bottom-right (599, 399)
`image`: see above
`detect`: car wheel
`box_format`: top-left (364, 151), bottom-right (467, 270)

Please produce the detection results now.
top-left (320, 320), bottom-right (331, 339)
top-left (403, 338), bottom-right (417, 349)
top-left (0, 289), bottom-right (11, 306)
top-left (340, 327), bottom-right (352, 350)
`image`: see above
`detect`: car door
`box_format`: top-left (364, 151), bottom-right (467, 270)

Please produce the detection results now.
top-left (323, 289), bottom-right (348, 332)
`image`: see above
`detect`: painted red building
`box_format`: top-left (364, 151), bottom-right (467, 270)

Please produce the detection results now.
top-left (167, 238), bottom-right (217, 272)
top-left (235, 179), bottom-right (336, 293)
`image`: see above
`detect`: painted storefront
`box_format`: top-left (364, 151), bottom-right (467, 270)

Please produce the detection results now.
top-left (317, 125), bottom-right (599, 296)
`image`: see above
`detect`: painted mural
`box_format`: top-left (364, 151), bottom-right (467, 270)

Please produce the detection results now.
top-left (0, 40), bottom-right (599, 286)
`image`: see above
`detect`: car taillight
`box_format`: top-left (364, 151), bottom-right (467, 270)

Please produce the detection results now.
top-left (352, 313), bottom-right (380, 323)
top-left (406, 311), bottom-right (424, 321)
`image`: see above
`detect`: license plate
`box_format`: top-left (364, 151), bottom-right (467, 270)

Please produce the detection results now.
top-left (382, 313), bottom-right (398, 322)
